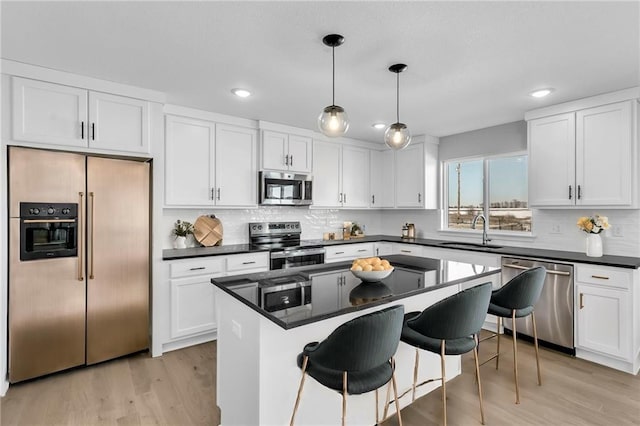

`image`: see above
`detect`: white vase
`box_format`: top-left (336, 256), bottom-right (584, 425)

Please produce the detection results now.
top-left (586, 233), bottom-right (603, 257)
top-left (174, 236), bottom-right (187, 249)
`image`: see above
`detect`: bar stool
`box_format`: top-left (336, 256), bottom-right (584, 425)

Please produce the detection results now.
top-left (396, 282), bottom-right (493, 426)
top-left (481, 266), bottom-right (546, 404)
top-left (289, 305), bottom-right (405, 426)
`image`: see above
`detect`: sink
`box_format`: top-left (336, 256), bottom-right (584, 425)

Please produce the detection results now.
top-left (439, 242), bottom-right (503, 250)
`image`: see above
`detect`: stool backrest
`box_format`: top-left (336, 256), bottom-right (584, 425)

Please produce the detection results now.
top-left (492, 266), bottom-right (546, 309)
top-left (306, 305), bottom-right (404, 372)
top-left (406, 282), bottom-right (492, 340)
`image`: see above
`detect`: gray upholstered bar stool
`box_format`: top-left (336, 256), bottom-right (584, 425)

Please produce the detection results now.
top-left (396, 282), bottom-right (493, 426)
top-left (481, 266), bottom-right (546, 404)
top-left (289, 305), bottom-right (405, 426)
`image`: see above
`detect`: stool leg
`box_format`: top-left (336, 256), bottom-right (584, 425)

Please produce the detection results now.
top-left (496, 316), bottom-right (501, 370)
top-left (412, 348), bottom-right (419, 402)
top-left (342, 371), bottom-right (348, 426)
top-left (440, 340), bottom-right (447, 426)
top-left (391, 358), bottom-right (403, 426)
top-left (383, 374), bottom-right (392, 419)
top-left (473, 335), bottom-right (485, 425)
top-left (532, 311), bottom-right (542, 386)
top-left (511, 310), bottom-right (520, 404)
top-left (290, 356), bottom-right (309, 426)
top-left (375, 389), bottom-right (379, 425)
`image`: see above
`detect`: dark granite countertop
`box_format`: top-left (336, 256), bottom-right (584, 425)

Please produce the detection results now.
top-left (211, 254), bottom-right (499, 330)
top-left (164, 234), bottom-right (640, 268)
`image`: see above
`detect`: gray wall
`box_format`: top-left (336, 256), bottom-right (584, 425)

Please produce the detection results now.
top-left (439, 120), bottom-right (527, 161)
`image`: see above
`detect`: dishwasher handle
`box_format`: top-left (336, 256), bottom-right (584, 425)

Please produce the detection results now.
top-left (502, 263), bottom-right (571, 276)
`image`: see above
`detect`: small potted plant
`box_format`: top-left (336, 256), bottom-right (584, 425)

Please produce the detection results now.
top-left (172, 220), bottom-right (194, 249)
top-left (577, 214), bottom-right (610, 257)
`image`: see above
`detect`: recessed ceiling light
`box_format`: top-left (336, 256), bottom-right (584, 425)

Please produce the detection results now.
top-left (231, 88), bottom-right (252, 98)
top-left (372, 123), bottom-right (386, 130)
top-left (530, 88), bottom-right (554, 98)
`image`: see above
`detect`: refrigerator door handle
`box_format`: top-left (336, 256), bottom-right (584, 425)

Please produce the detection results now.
top-left (89, 191), bottom-right (95, 279)
top-left (78, 192), bottom-right (84, 281)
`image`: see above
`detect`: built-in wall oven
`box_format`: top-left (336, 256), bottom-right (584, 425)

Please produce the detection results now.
top-left (20, 202), bottom-right (78, 260)
top-left (259, 171), bottom-right (313, 206)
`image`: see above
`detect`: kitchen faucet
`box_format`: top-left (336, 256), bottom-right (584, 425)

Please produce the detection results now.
top-left (471, 213), bottom-right (491, 246)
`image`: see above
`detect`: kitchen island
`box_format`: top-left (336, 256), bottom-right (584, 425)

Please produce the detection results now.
top-left (211, 255), bottom-right (499, 425)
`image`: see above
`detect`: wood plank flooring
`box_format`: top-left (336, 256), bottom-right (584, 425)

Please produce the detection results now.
top-left (1, 335), bottom-right (639, 425)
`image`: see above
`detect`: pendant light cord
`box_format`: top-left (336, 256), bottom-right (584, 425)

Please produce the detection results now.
top-left (396, 72), bottom-right (400, 123)
top-left (332, 46), bottom-right (336, 106)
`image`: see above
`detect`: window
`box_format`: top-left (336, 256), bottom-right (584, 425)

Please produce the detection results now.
top-left (446, 154), bottom-right (531, 233)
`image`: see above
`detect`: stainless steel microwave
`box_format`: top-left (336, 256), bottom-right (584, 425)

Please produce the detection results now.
top-left (259, 171), bottom-right (313, 206)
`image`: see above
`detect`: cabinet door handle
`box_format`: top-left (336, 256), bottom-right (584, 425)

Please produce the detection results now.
top-left (335, 251), bottom-right (344, 255)
top-left (343, 193), bottom-right (347, 204)
top-left (211, 188), bottom-right (215, 200)
top-left (81, 121), bottom-right (85, 140)
top-left (189, 267), bottom-right (206, 271)
top-left (418, 193), bottom-right (421, 203)
top-left (372, 194), bottom-right (375, 205)
top-left (339, 193), bottom-right (343, 203)
top-left (242, 261), bottom-right (256, 265)
top-left (376, 248), bottom-right (379, 256)
top-left (290, 155), bottom-right (293, 166)
top-left (401, 249), bottom-right (411, 253)
top-left (579, 293), bottom-right (584, 309)
top-left (285, 154), bottom-right (289, 166)
top-left (217, 188), bottom-right (221, 200)
top-left (91, 123), bottom-right (95, 141)
top-left (577, 185), bottom-right (582, 200)
top-left (357, 249), bottom-right (367, 252)
top-left (569, 185), bottom-right (572, 200)
top-left (591, 275), bottom-right (609, 280)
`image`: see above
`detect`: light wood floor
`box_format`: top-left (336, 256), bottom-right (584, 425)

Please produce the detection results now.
top-left (1, 335), bottom-right (639, 425)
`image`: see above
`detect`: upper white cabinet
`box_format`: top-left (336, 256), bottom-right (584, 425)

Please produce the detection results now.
top-left (395, 142), bottom-right (438, 209)
top-left (261, 130), bottom-right (312, 173)
top-left (12, 77), bottom-right (150, 155)
top-left (528, 98), bottom-right (638, 208)
top-left (165, 114), bottom-right (257, 208)
top-left (312, 140), bottom-right (370, 208)
top-left (370, 149), bottom-right (395, 208)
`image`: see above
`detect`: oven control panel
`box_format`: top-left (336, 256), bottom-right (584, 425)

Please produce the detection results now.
top-left (20, 202), bottom-right (78, 218)
top-left (249, 221), bottom-right (301, 236)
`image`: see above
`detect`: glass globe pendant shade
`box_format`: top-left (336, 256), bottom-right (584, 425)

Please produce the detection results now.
top-left (318, 105), bottom-right (349, 137)
top-left (384, 122), bottom-right (411, 150)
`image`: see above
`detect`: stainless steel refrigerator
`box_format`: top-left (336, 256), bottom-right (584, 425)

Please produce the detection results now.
top-left (8, 146), bottom-right (150, 382)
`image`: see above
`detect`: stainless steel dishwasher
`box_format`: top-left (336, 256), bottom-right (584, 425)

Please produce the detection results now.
top-left (501, 257), bottom-right (574, 354)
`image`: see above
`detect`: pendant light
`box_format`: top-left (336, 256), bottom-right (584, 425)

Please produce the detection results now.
top-left (318, 34), bottom-right (349, 137)
top-left (384, 63), bottom-right (411, 150)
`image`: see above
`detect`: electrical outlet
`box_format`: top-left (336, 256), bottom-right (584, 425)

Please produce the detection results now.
top-left (551, 224), bottom-right (562, 234)
top-left (232, 320), bottom-right (242, 339)
top-left (612, 225), bottom-right (623, 237)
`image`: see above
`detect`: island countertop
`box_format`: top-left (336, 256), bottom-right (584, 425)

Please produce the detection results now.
top-left (211, 254), bottom-right (499, 330)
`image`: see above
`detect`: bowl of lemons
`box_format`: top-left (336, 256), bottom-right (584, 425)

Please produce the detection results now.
top-left (350, 257), bottom-right (394, 282)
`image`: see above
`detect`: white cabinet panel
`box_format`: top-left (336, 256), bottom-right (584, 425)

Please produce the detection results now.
top-left (324, 243), bottom-right (375, 263)
top-left (226, 252), bottom-right (269, 273)
top-left (287, 134), bottom-right (312, 173)
top-left (88, 91), bottom-right (149, 154)
top-left (170, 276), bottom-right (217, 339)
top-left (164, 115), bottom-right (215, 206)
top-left (169, 257), bottom-right (225, 279)
top-left (261, 130), bottom-right (312, 173)
top-left (370, 149), bottom-right (395, 208)
top-left (341, 146), bottom-right (370, 208)
top-left (395, 144), bottom-right (425, 208)
top-left (312, 140), bottom-right (342, 207)
top-left (215, 124), bottom-right (257, 207)
top-left (12, 77), bottom-right (87, 148)
top-left (576, 101), bottom-right (633, 206)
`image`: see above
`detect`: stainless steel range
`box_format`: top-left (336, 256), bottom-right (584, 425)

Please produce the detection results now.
top-left (249, 221), bottom-right (325, 270)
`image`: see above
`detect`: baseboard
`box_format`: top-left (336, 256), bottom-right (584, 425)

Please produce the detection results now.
top-left (575, 348), bottom-right (639, 375)
top-left (161, 331), bottom-right (217, 354)
top-left (1, 378), bottom-right (8, 397)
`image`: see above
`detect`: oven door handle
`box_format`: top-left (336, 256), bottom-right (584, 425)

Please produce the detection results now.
top-left (502, 263), bottom-right (571, 276)
top-left (270, 248), bottom-right (326, 259)
top-left (22, 219), bottom-right (77, 224)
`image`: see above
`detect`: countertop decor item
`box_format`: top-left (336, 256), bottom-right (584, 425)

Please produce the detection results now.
top-left (350, 257), bottom-right (394, 282)
top-left (193, 215), bottom-right (223, 247)
top-left (318, 34), bottom-right (349, 137)
top-left (384, 63), bottom-right (411, 150)
top-left (172, 220), bottom-right (193, 249)
top-left (577, 214), bottom-right (610, 257)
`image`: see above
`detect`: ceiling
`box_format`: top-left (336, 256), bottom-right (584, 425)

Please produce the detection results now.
top-left (2, 1), bottom-right (639, 142)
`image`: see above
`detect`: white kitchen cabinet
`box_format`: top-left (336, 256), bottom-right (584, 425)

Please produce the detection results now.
top-left (261, 130), bottom-right (312, 173)
top-left (370, 149), bottom-right (395, 208)
top-left (164, 114), bottom-right (257, 208)
top-left (324, 243), bottom-right (375, 263)
top-left (171, 276), bottom-right (218, 339)
top-left (374, 242), bottom-right (394, 257)
top-left (215, 124), bottom-right (258, 207)
top-left (393, 243), bottom-right (423, 257)
top-left (312, 141), bottom-right (370, 208)
top-left (12, 77), bottom-right (150, 155)
top-left (528, 100), bottom-right (637, 207)
top-left (575, 264), bottom-right (633, 363)
top-left (395, 142), bottom-right (438, 209)
top-left (310, 270), bottom-right (360, 315)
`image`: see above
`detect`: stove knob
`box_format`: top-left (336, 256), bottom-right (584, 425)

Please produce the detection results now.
top-left (295, 223), bottom-right (300, 229)
top-left (251, 225), bottom-right (256, 230)
top-left (47, 207), bottom-right (55, 215)
top-left (258, 225), bottom-right (262, 230)
top-left (62, 208), bottom-right (70, 215)
top-left (31, 208), bottom-right (40, 215)
top-left (286, 224), bottom-right (290, 229)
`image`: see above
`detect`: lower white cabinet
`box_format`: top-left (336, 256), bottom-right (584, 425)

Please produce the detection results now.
top-left (309, 271), bottom-right (360, 315)
top-left (575, 264), bottom-right (635, 368)
top-left (165, 252), bottom-right (269, 352)
top-left (393, 243), bottom-right (423, 257)
top-left (324, 243), bottom-right (375, 263)
top-left (374, 242), bottom-right (394, 257)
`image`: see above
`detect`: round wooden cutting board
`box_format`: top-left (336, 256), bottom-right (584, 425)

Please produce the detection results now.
top-left (193, 215), bottom-right (223, 247)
